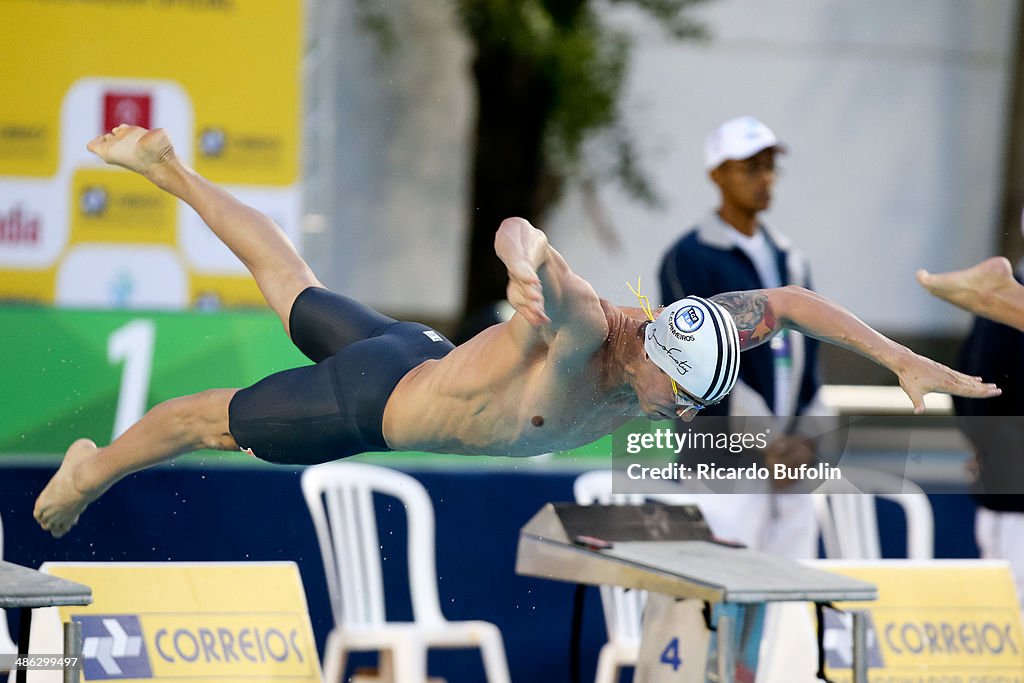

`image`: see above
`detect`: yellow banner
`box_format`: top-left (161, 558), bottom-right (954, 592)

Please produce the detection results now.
top-left (0, 0), bottom-right (300, 184)
top-left (71, 169), bottom-right (177, 246)
top-left (818, 562), bottom-right (1024, 681)
top-left (0, 0), bottom-right (302, 307)
top-left (45, 562), bottom-right (321, 682)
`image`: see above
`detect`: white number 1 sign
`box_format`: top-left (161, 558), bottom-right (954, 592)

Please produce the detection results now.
top-left (107, 320), bottom-right (155, 440)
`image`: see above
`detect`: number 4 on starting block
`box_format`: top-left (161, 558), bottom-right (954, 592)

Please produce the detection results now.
top-left (637, 596), bottom-right (765, 682)
top-left (637, 597), bottom-right (710, 682)
top-left (659, 637), bottom-right (682, 671)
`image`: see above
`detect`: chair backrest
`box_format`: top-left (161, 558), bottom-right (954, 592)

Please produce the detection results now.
top-left (573, 470), bottom-right (646, 646)
top-left (812, 466), bottom-right (934, 560)
top-left (573, 470), bottom-right (703, 647)
top-left (0, 512), bottom-right (16, 655)
top-left (573, 470), bottom-right (645, 506)
top-left (300, 462), bottom-right (444, 629)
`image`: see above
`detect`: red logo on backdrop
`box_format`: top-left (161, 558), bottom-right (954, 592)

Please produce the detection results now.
top-left (0, 205), bottom-right (42, 245)
top-left (103, 92), bottom-right (152, 132)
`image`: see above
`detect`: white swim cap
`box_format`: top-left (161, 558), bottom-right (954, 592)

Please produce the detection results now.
top-left (644, 296), bottom-right (740, 406)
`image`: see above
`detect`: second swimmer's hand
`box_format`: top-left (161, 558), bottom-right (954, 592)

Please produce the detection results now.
top-left (895, 351), bottom-right (1000, 414)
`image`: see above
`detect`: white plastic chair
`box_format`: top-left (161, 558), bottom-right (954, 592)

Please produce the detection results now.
top-left (573, 470), bottom-right (701, 683)
top-left (812, 466), bottom-right (934, 559)
top-left (301, 462), bottom-right (511, 683)
top-left (0, 512), bottom-right (16, 659)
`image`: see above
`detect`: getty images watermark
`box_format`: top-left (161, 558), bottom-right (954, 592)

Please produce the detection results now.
top-left (622, 427), bottom-right (842, 483)
top-left (610, 415), bottom-right (1024, 496)
top-left (625, 459), bottom-right (843, 483)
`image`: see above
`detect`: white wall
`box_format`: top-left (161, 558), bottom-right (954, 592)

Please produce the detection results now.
top-left (313, 0), bottom-right (1017, 334)
top-left (304, 0), bottom-right (473, 318)
top-left (550, 0), bottom-right (1018, 334)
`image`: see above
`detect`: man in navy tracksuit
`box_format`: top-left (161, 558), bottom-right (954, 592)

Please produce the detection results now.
top-left (658, 116), bottom-right (828, 558)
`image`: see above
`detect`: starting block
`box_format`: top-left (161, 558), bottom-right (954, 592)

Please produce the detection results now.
top-left (516, 503), bottom-right (878, 682)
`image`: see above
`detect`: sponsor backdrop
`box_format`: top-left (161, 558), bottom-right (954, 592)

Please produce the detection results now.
top-left (1, 307), bottom-right (308, 456)
top-left (819, 562), bottom-right (1024, 682)
top-left (0, 0), bottom-right (302, 309)
top-left (762, 560), bottom-right (1024, 682)
top-left (0, 467), bottom-right (987, 683)
top-left (28, 563), bottom-right (320, 682)
top-left (1, 306), bottom-right (611, 459)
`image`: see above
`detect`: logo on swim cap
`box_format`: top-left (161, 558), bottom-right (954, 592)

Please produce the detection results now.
top-left (672, 305), bottom-right (704, 334)
top-left (645, 296), bottom-right (740, 406)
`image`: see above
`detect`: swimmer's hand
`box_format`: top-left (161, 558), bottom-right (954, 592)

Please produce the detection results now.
top-left (894, 350), bottom-right (1001, 414)
top-left (506, 262), bottom-right (550, 326)
top-left (496, 217), bottom-right (551, 326)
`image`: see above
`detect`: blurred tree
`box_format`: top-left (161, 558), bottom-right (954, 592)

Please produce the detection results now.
top-left (358, 0), bottom-right (710, 338)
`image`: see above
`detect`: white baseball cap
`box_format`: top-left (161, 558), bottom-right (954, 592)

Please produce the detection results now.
top-left (644, 296), bottom-right (741, 406)
top-left (704, 116), bottom-right (785, 170)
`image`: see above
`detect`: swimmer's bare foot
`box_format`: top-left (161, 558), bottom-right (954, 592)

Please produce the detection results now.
top-left (34, 439), bottom-right (106, 538)
top-left (917, 257), bottom-right (1017, 320)
top-left (86, 124), bottom-right (177, 184)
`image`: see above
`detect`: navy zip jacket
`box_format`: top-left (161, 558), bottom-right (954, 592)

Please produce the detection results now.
top-left (658, 212), bottom-right (822, 421)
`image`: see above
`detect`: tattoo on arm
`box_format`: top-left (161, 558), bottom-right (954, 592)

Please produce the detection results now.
top-left (710, 291), bottom-right (779, 350)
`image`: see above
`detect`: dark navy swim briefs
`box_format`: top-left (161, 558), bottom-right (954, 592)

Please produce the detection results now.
top-left (227, 287), bottom-right (455, 464)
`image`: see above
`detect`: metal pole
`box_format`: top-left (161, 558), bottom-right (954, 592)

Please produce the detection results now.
top-left (852, 610), bottom-right (868, 683)
top-left (717, 612), bottom-right (734, 683)
top-left (63, 620), bottom-right (82, 683)
top-left (16, 607), bottom-right (31, 683)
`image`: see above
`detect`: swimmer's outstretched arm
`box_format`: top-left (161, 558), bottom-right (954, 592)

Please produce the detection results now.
top-left (84, 125), bottom-right (320, 334)
top-left (711, 286), bottom-right (1002, 413)
top-left (917, 256), bottom-right (1024, 332)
